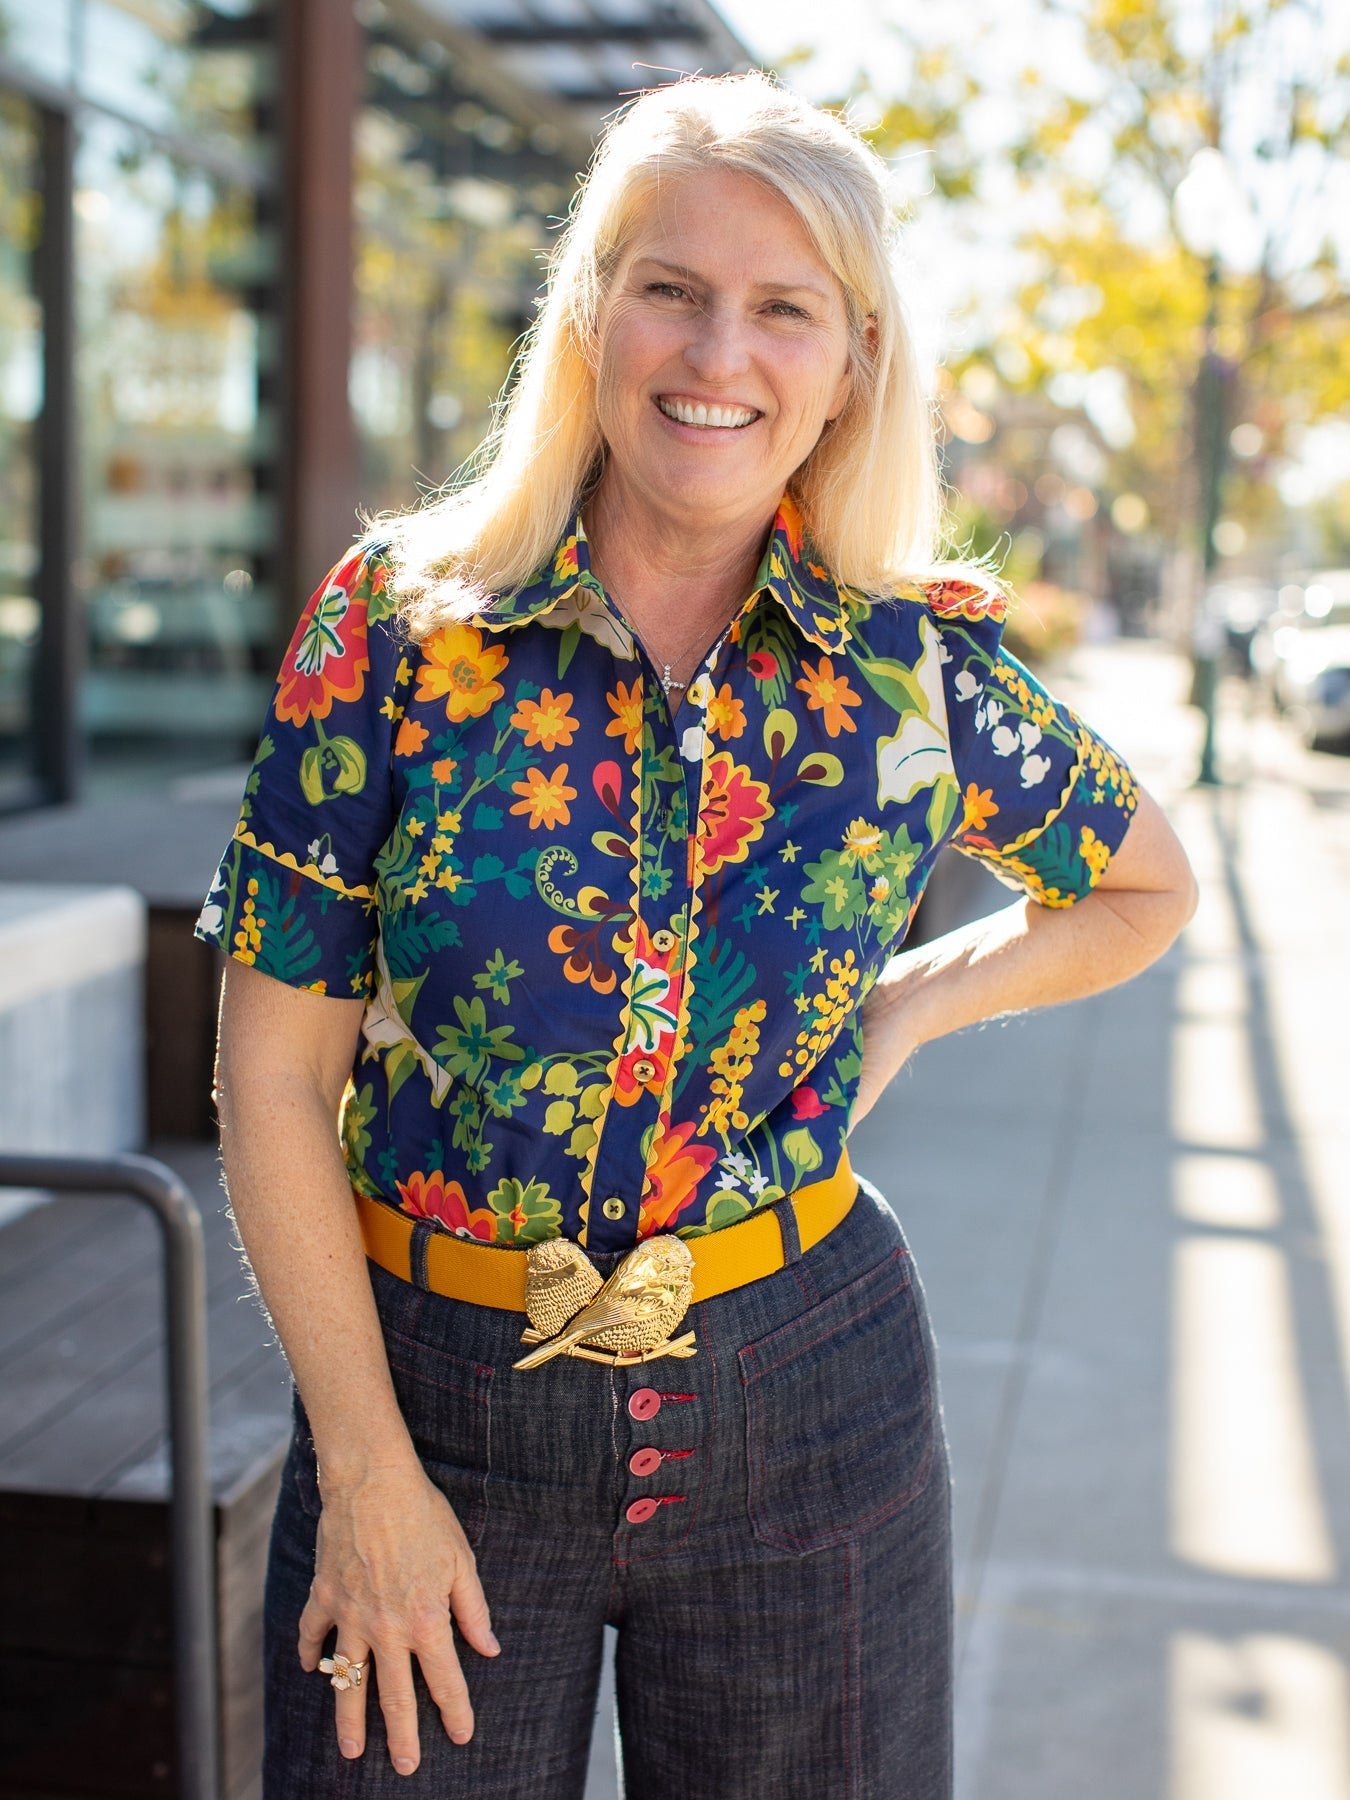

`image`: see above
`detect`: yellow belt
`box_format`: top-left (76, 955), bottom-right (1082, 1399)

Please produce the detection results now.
top-left (354, 1150), bottom-right (856, 1312)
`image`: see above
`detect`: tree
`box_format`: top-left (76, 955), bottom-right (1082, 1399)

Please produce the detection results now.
top-left (839, 0), bottom-right (1350, 570)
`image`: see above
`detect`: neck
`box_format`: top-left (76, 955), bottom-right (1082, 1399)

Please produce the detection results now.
top-left (584, 476), bottom-right (776, 632)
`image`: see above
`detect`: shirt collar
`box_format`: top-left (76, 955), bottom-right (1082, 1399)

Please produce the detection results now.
top-left (475, 494), bottom-right (856, 656)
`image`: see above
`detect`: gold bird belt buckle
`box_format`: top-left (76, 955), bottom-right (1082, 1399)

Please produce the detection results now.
top-left (513, 1233), bottom-right (697, 1371)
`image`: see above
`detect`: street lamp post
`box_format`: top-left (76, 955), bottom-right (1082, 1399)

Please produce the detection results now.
top-left (1175, 147), bottom-right (1248, 786)
top-left (1192, 255), bottom-right (1228, 784)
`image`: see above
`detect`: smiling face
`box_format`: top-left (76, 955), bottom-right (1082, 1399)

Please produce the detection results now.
top-left (590, 166), bottom-right (856, 544)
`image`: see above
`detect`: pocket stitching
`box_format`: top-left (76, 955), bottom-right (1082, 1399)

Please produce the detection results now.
top-left (382, 1340), bottom-right (493, 1546)
top-left (740, 1249), bottom-right (937, 1553)
top-left (739, 1250), bottom-right (912, 1385)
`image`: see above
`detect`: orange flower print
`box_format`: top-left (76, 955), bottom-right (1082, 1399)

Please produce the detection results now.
top-left (394, 717), bottom-right (428, 757)
top-left (795, 655), bottom-right (862, 736)
top-left (961, 783), bottom-right (999, 833)
top-left (431, 757), bottom-right (457, 783)
top-left (274, 554), bottom-right (371, 726)
top-left (510, 763), bottom-right (577, 830)
top-left (695, 752), bottom-right (772, 875)
top-left (511, 687), bottom-right (578, 752)
top-left (604, 677), bottom-right (644, 754)
top-left (636, 1119), bottom-right (719, 1237)
top-left (415, 622), bottom-right (507, 723)
top-left (396, 1169), bottom-right (495, 1241)
top-left (548, 920), bottom-right (621, 993)
top-left (706, 681), bottom-right (746, 740)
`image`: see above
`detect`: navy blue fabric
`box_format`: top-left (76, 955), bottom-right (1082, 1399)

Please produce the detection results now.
top-left (263, 1177), bottom-right (952, 1798)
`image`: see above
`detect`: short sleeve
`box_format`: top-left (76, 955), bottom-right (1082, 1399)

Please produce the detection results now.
top-left (194, 544), bottom-right (412, 997)
top-left (937, 602), bottom-right (1140, 906)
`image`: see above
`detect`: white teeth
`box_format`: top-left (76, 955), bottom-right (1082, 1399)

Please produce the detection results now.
top-left (658, 398), bottom-right (758, 429)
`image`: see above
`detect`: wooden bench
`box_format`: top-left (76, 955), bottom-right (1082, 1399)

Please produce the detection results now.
top-left (0, 1142), bottom-right (291, 1800)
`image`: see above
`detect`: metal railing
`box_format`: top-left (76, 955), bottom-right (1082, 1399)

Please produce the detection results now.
top-left (0, 1152), bottom-right (219, 1800)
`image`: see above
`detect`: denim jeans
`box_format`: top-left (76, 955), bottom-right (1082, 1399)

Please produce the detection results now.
top-left (262, 1176), bottom-right (953, 1798)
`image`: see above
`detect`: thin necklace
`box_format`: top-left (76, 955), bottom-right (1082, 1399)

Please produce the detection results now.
top-left (656, 617), bottom-right (736, 695)
top-left (603, 590), bottom-right (738, 696)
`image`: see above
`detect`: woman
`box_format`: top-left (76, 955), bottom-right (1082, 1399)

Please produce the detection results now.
top-left (198, 71), bottom-right (1195, 1798)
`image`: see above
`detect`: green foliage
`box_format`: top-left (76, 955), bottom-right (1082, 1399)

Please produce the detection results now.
top-left (843, 0), bottom-right (1349, 554)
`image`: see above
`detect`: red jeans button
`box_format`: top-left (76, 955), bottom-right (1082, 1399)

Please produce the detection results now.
top-left (628, 1447), bottom-right (662, 1477)
top-left (625, 1497), bottom-right (659, 1524)
top-left (627, 1387), bottom-right (661, 1421)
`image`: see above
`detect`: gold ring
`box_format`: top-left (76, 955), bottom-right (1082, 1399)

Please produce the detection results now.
top-left (318, 1652), bottom-right (366, 1691)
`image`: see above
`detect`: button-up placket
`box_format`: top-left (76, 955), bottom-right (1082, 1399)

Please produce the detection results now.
top-left (579, 581), bottom-right (738, 1253)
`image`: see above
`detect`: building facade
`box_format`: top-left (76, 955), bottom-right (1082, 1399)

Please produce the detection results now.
top-left (0, 0), bottom-right (746, 814)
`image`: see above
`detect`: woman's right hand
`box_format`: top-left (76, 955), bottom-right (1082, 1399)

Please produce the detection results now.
top-left (297, 1457), bottom-right (501, 1776)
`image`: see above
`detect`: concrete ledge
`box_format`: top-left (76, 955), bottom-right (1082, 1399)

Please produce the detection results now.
top-left (0, 884), bottom-right (147, 1169)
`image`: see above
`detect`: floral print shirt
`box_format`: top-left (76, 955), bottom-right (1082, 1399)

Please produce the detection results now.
top-left (195, 496), bottom-right (1139, 1254)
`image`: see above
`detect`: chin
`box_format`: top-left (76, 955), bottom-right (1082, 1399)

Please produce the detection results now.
top-left (645, 462), bottom-right (774, 523)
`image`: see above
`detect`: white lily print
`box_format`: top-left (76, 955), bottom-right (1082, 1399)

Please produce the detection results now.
top-left (875, 616), bottom-right (956, 808)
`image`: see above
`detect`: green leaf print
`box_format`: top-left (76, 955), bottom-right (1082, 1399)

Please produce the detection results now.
top-left (432, 994), bottom-right (526, 1084)
top-left (486, 1177), bottom-right (562, 1246)
top-left (474, 948), bottom-right (524, 1003)
top-left (251, 870), bottom-right (324, 984)
top-left (381, 909), bottom-right (461, 980)
top-left (993, 821), bottom-right (1094, 902)
top-left (679, 928), bottom-right (758, 1096)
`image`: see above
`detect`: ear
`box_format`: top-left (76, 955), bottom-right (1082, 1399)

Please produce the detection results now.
top-left (826, 313), bottom-right (877, 423)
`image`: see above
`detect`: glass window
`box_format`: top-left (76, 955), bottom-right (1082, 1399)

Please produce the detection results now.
top-left (0, 0), bottom-right (77, 87)
top-left (76, 110), bottom-right (279, 783)
top-left (0, 2), bottom-right (275, 166)
top-left (0, 88), bottom-right (42, 809)
top-left (353, 1), bottom-right (575, 515)
top-left (79, 0), bottom-right (276, 170)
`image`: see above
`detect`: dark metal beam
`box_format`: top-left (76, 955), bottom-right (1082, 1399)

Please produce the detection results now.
top-left (554, 84), bottom-right (661, 105)
top-left (280, 0), bottom-right (361, 645)
top-left (34, 101), bottom-right (78, 804)
top-left (480, 21), bottom-right (704, 44)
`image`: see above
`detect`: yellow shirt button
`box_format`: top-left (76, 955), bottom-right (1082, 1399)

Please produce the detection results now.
top-left (602, 1196), bottom-right (626, 1221)
top-left (631, 1057), bottom-right (657, 1084)
top-left (651, 929), bottom-right (676, 953)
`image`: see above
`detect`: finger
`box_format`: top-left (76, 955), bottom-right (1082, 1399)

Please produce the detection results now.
top-left (297, 1592), bottom-right (334, 1673)
top-left (449, 1560), bottom-right (500, 1659)
top-left (331, 1639), bottom-right (372, 1762)
top-left (418, 1635), bottom-right (476, 1745)
top-left (373, 1644), bottom-right (423, 1775)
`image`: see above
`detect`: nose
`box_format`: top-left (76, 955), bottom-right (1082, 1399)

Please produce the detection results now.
top-left (682, 305), bottom-right (751, 384)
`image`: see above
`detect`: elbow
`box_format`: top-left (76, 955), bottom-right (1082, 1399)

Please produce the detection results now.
top-left (1176, 858), bottom-right (1200, 932)
top-left (1147, 853), bottom-right (1200, 961)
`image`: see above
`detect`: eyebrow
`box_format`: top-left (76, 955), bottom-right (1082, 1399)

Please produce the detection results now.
top-left (631, 255), bottom-right (834, 303)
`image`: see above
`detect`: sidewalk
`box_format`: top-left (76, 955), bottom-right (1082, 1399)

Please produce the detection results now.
top-left (846, 640), bottom-right (1350, 1800)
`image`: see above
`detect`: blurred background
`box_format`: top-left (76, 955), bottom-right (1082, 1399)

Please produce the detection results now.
top-left (0, 2), bottom-right (1347, 1797)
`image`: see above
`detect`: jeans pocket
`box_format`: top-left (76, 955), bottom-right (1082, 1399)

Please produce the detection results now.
top-left (382, 1324), bottom-right (494, 1548)
top-left (287, 1332), bottom-right (494, 1550)
top-left (738, 1248), bottom-right (936, 1555)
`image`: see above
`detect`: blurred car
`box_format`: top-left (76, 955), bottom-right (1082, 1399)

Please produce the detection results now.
top-left (1200, 578), bottom-right (1281, 679)
top-left (1252, 569), bottom-right (1350, 750)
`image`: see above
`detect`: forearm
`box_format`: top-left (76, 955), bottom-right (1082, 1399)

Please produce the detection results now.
top-left (218, 1068), bottom-right (418, 1488)
top-left (853, 879), bottom-right (1187, 1126)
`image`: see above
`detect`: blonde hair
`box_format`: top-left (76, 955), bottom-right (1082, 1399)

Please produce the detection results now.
top-left (362, 71), bottom-right (955, 629)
